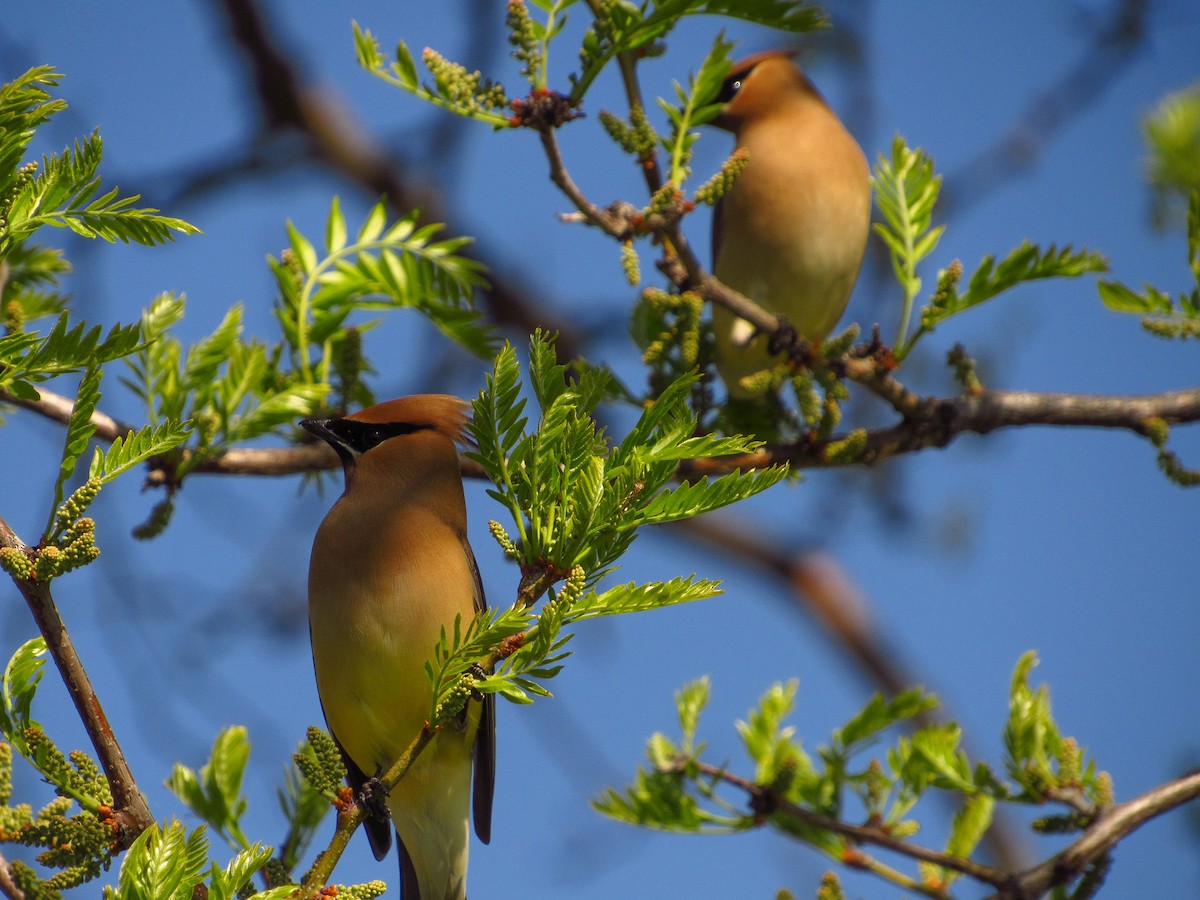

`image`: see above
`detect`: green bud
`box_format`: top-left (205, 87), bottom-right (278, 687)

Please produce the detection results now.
top-left (488, 520), bottom-right (519, 559)
top-left (823, 428), bottom-right (867, 463)
top-left (815, 871), bottom-right (845, 900)
top-left (33, 545), bottom-right (61, 581)
top-left (0, 547), bottom-right (33, 580)
top-left (694, 148), bottom-right (750, 206)
top-left (335, 880), bottom-right (388, 900)
top-left (620, 240), bottom-right (640, 286)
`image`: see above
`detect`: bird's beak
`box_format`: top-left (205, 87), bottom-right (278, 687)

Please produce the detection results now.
top-left (300, 417), bottom-right (337, 444)
top-left (302, 417), bottom-right (356, 476)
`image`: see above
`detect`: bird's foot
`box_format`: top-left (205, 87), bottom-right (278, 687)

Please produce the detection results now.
top-left (358, 777), bottom-right (392, 823)
top-left (767, 317), bottom-right (813, 365)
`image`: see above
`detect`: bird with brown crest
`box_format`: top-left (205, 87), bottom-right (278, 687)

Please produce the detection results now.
top-left (303, 395), bottom-right (494, 900)
top-left (709, 50), bottom-right (872, 399)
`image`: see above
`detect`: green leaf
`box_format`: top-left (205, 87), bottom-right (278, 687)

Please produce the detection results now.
top-left (736, 680), bottom-right (802, 786)
top-left (279, 201), bottom-right (494, 383)
top-left (110, 820), bottom-right (209, 900)
top-left (943, 242), bottom-right (1108, 322)
top-left (677, 677), bottom-right (710, 752)
top-left (326, 195), bottom-right (347, 253)
top-left (907, 724), bottom-right (975, 793)
top-left (871, 135), bottom-right (944, 351)
top-left (570, 0), bottom-right (825, 102)
top-left (629, 467), bottom-right (787, 527)
top-left (4, 133), bottom-right (199, 251)
top-left (0, 312), bottom-right (141, 392)
top-left (1098, 201), bottom-right (1200, 340)
top-left (353, 24), bottom-right (512, 128)
top-left (184, 305), bottom-right (244, 390)
top-left (945, 792), bottom-right (994, 866)
top-left (208, 843), bottom-right (278, 900)
top-left (662, 33), bottom-right (734, 185)
top-left (1144, 84), bottom-right (1200, 227)
top-left (89, 421), bottom-right (193, 484)
top-left (834, 688), bottom-right (939, 753)
top-left (1098, 279), bottom-right (1164, 314)
top-left (167, 726), bottom-right (252, 849)
top-left (357, 198), bottom-right (388, 243)
top-left (44, 364), bottom-right (102, 540)
top-left (0, 67), bottom-right (66, 179)
top-left (566, 576), bottom-right (723, 621)
top-left (0, 637), bottom-right (47, 749)
top-left (1003, 651), bottom-right (1064, 795)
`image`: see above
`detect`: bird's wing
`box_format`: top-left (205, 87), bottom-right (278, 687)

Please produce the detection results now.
top-left (465, 537), bottom-right (496, 844)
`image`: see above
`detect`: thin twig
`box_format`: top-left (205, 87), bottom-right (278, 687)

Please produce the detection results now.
top-left (687, 759), bottom-right (1010, 887)
top-left (691, 760), bottom-right (1200, 897)
top-left (0, 516), bottom-right (154, 845)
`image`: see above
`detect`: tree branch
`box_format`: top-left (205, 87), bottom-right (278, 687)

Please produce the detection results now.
top-left (678, 385), bottom-right (1200, 477)
top-left (0, 516), bottom-right (154, 845)
top-left (688, 760), bottom-right (1200, 898)
top-left (686, 759), bottom-right (1008, 890)
top-left (9, 379), bottom-right (1200, 486)
top-left (996, 770), bottom-right (1200, 899)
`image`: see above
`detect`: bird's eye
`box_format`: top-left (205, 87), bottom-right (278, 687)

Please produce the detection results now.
top-left (363, 427), bottom-right (390, 450)
top-left (717, 78), bottom-right (743, 105)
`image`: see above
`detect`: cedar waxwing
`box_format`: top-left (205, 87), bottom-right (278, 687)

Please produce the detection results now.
top-left (303, 395), bottom-right (494, 900)
top-left (710, 51), bottom-right (872, 397)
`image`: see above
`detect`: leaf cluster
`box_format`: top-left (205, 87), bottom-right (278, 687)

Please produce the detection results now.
top-left (122, 293), bottom-right (319, 484)
top-left (421, 332), bottom-right (781, 716)
top-left (0, 68), bottom-right (198, 261)
top-left (471, 330), bottom-right (785, 593)
top-left (572, 0), bottom-right (825, 102)
top-left (270, 197), bottom-right (494, 387)
top-left (102, 820), bottom-right (302, 900)
top-left (875, 136), bottom-right (1109, 362)
top-left (597, 652), bottom-right (1111, 896)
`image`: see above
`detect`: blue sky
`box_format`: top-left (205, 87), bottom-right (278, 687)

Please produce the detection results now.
top-left (2, 2), bottom-right (1199, 898)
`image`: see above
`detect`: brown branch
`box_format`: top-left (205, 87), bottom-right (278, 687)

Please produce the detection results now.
top-left (690, 760), bottom-right (1200, 898)
top-left (0, 387), bottom-right (134, 443)
top-left (0, 516), bottom-right (154, 845)
top-left (678, 385), bottom-right (1200, 478)
top-left (9, 379), bottom-right (1200, 485)
top-left (537, 125), bottom-right (631, 235)
top-left (995, 770), bottom-right (1200, 899)
top-left (687, 759), bottom-right (1008, 889)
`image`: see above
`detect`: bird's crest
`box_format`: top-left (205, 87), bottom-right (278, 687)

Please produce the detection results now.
top-left (346, 394), bottom-right (471, 445)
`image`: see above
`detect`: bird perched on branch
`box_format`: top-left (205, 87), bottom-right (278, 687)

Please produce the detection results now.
top-left (303, 395), bottom-right (494, 900)
top-left (709, 50), bottom-right (872, 398)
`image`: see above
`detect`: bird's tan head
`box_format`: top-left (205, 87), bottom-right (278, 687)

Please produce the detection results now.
top-left (712, 50), bottom-right (826, 132)
top-left (300, 394), bottom-right (470, 481)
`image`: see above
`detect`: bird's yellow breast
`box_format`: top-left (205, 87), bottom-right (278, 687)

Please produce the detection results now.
top-left (308, 500), bottom-right (477, 776)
